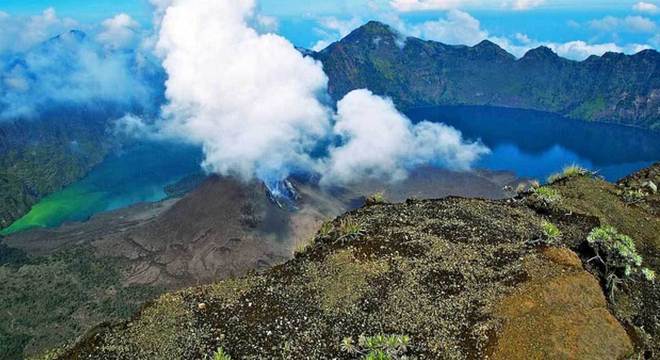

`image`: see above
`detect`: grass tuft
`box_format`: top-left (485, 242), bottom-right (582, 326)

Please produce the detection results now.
top-left (337, 218), bottom-right (366, 241)
top-left (318, 221), bottom-right (334, 238)
top-left (533, 187), bottom-right (561, 204)
top-left (541, 220), bottom-right (561, 243)
top-left (341, 334), bottom-right (411, 359)
top-left (642, 268), bottom-right (656, 282)
top-left (294, 238), bottom-right (315, 256)
top-left (365, 192), bottom-right (387, 205)
top-left (547, 165), bottom-right (590, 184)
top-left (212, 348), bottom-right (232, 360)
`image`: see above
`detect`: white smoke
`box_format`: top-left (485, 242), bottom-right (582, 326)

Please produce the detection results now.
top-left (324, 90), bottom-right (489, 184)
top-left (156, 0), bottom-right (488, 186)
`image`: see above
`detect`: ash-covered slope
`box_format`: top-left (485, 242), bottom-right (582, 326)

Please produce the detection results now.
top-left (313, 21), bottom-right (660, 130)
top-left (51, 164), bottom-right (660, 359)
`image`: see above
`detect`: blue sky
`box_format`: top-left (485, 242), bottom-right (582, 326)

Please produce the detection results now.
top-left (0, 0), bottom-right (658, 59)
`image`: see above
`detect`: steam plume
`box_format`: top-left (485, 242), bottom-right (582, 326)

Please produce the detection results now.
top-left (155, 0), bottom-right (488, 186)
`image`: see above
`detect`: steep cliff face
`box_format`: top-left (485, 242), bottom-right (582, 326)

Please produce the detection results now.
top-left (313, 21), bottom-right (660, 130)
top-left (48, 164), bottom-right (659, 359)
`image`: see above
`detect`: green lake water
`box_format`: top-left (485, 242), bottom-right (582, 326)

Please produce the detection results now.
top-left (1, 142), bottom-right (202, 235)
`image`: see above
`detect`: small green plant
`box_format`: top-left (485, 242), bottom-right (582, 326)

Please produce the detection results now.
top-left (642, 268), bottom-right (656, 282)
top-left (622, 189), bottom-right (646, 204)
top-left (547, 165), bottom-right (590, 184)
top-left (212, 348), bottom-right (232, 360)
top-left (533, 186), bottom-right (561, 204)
top-left (586, 226), bottom-right (652, 299)
top-left (337, 218), bottom-right (366, 241)
top-left (541, 220), bottom-right (562, 243)
top-left (341, 334), bottom-right (411, 360)
top-left (294, 238), bottom-right (315, 255)
top-left (366, 192), bottom-right (387, 205)
top-left (318, 221), bottom-right (334, 238)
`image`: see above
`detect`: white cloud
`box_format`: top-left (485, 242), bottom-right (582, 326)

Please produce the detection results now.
top-left (589, 15), bottom-right (656, 33)
top-left (389, 0), bottom-right (465, 12)
top-left (547, 41), bottom-right (644, 59)
top-left (491, 33), bottom-right (652, 60)
top-left (0, 9), bottom-right (158, 119)
top-left (96, 13), bottom-right (140, 50)
top-left (389, 0), bottom-right (543, 11)
top-left (406, 9), bottom-right (487, 45)
top-left (156, 0), bottom-right (486, 186)
top-left (312, 16), bottom-right (364, 51)
top-left (255, 14), bottom-right (279, 32)
top-left (633, 2), bottom-right (659, 13)
top-left (509, 0), bottom-right (544, 10)
top-left (0, 8), bottom-right (78, 53)
top-left (323, 89), bottom-right (488, 184)
top-left (651, 33), bottom-right (660, 47)
top-left (157, 0), bottom-right (331, 182)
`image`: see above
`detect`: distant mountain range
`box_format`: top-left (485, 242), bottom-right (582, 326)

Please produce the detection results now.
top-left (312, 21), bottom-right (660, 130)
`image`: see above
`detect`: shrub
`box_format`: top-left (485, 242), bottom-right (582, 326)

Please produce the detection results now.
top-left (212, 348), bottom-right (232, 360)
top-left (533, 186), bottom-right (561, 204)
top-left (541, 220), bottom-right (561, 243)
top-left (341, 334), bottom-right (411, 360)
top-left (586, 226), bottom-right (652, 299)
top-left (547, 165), bottom-right (590, 184)
top-left (642, 268), bottom-right (656, 282)
top-left (337, 218), bottom-right (366, 241)
top-left (365, 192), bottom-right (387, 205)
top-left (318, 221), bottom-right (334, 238)
top-left (294, 238), bottom-right (315, 256)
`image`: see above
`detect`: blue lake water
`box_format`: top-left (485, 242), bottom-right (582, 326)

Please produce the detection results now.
top-left (407, 106), bottom-right (660, 181)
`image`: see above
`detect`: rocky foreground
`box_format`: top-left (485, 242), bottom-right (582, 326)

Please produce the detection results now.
top-left (44, 164), bottom-right (659, 359)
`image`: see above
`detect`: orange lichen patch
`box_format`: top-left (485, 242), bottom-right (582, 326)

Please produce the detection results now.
top-left (490, 252), bottom-right (633, 360)
top-left (542, 247), bottom-right (582, 269)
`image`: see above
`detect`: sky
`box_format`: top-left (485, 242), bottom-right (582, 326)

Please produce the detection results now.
top-left (0, 0), bottom-right (658, 59)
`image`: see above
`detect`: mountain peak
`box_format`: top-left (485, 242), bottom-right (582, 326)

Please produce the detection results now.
top-left (470, 40), bottom-right (515, 61)
top-left (474, 39), bottom-right (500, 49)
top-left (521, 46), bottom-right (560, 62)
top-left (345, 20), bottom-right (399, 42)
top-left (49, 29), bottom-right (87, 43)
top-left (361, 20), bottom-right (396, 33)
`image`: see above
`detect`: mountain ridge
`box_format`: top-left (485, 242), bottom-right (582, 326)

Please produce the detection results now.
top-left (312, 21), bottom-right (660, 130)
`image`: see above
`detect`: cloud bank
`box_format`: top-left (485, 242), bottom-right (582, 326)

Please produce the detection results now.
top-left (633, 2), bottom-right (659, 14)
top-left (323, 90), bottom-right (488, 184)
top-left (156, 0), bottom-right (487, 186)
top-left (388, 0), bottom-right (545, 12)
top-left (0, 9), bottom-right (161, 120)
